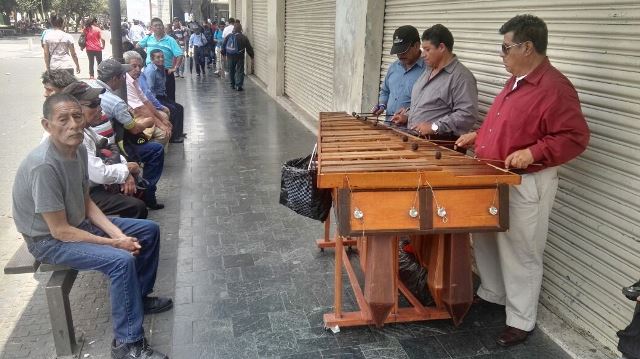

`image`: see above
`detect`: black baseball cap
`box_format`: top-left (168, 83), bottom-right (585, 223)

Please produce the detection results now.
top-left (390, 25), bottom-right (420, 55)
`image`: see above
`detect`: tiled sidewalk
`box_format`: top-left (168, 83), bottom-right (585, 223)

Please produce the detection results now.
top-left (0, 73), bottom-right (574, 359)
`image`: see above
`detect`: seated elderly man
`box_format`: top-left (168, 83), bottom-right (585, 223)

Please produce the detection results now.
top-left (12, 93), bottom-right (171, 359)
top-left (42, 69), bottom-right (77, 97)
top-left (62, 81), bottom-right (148, 219)
top-left (94, 59), bottom-right (166, 210)
top-left (143, 49), bottom-right (185, 143)
top-left (123, 50), bottom-right (173, 146)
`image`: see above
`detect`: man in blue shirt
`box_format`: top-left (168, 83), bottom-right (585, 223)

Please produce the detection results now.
top-left (372, 25), bottom-right (425, 124)
top-left (137, 18), bottom-right (184, 102)
top-left (144, 50), bottom-right (185, 143)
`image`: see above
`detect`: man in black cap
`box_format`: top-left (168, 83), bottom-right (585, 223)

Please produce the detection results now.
top-left (372, 25), bottom-right (425, 123)
top-left (392, 24), bottom-right (478, 142)
top-left (94, 58), bottom-right (166, 210)
top-left (62, 81), bottom-right (149, 219)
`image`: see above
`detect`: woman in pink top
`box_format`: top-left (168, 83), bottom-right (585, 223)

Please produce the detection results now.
top-left (83, 18), bottom-right (105, 79)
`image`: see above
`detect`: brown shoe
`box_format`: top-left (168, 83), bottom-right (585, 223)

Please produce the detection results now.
top-left (496, 326), bottom-right (532, 347)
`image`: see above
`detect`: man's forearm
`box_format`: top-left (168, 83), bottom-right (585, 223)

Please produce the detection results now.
top-left (86, 199), bottom-right (124, 239)
top-left (52, 224), bottom-right (117, 246)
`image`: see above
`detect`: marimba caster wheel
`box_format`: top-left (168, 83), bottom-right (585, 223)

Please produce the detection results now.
top-left (435, 150), bottom-right (442, 159)
top-left (411, 143), bottom-right (419, 151)
top-left (402, 135), bottom-right (408, 142)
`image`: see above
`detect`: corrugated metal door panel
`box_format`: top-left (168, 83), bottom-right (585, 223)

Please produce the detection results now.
top-left (284, 0), bottom-right (335, 117)
top-left (251, 0), bottom-right (268, 83)
top-left (236, 0), bottom-right (242, 21)
top-left (381, 0), bottom-right (640, 350)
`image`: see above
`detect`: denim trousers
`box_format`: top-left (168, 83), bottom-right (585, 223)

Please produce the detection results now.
top-left (158, 97), bottom-right (184, 140)
top-left (193, 46), bottom-right (206, 75)
top-left (228, 55), bottom-right (245, 88)
top-left (124, 141), bottom-right (164, 204)
top-left (26, 217), bottom-right (160, 343)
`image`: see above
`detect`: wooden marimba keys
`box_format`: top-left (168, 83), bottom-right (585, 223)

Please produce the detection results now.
top-left (315, 112), bottom-right (521, 328)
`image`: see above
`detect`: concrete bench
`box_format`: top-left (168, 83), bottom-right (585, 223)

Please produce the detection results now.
top-left (4, 242), bottom-right (83, 358)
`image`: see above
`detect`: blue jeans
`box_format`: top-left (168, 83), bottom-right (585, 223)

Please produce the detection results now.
top-left (124, 141), bottom-right (164, 204)
top-left (26, 217), bottom-right (160, 343)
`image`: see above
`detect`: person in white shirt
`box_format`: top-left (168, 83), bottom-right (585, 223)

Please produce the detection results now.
top-left (43, 14), bottom-right (80, 75)
top-left (129, 19), bottom-right (147, 45)
top-left (222, 17), bottom-right (236, 39)
top-left (188, 27), bottom-right (208, 76)
top-left (63, 81), bottom-right (149, 219)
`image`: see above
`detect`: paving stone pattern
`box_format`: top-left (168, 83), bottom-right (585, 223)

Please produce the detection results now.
top-left (0, 74), bottom-right (573, 359)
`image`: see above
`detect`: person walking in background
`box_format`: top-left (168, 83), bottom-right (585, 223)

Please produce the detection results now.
top-left (171, 18), bottom-right (189, 78)
top-left (83, 18), bottom-right (105, 80)
top-left (221, 23), bottom-right (254, 91)
top-left (213, 21), bottom-right (225, 77)
top-left (129, 19), bottom-right (147, 46)
top-left (43, 14), bottom-right (80, 75)
top-left (188, 26), bottom-right (207, 76)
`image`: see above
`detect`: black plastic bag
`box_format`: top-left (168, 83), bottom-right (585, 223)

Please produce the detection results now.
top-left (398, 239), bottom-right (434, 306)
top-left (618, 297), bottom-right (640, 359)
top-left (279, 154), bottom-right (332, 222)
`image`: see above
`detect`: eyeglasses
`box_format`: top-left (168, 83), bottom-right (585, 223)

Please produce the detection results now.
top-left (500, 42), bottom-right (524, 54)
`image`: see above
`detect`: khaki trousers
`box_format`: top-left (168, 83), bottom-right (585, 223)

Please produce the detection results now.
top-left (473, 166), bottom-right (559, 331)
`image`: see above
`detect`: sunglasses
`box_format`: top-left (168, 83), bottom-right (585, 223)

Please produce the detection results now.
top-left (500, 42), bottom-right (524, 54)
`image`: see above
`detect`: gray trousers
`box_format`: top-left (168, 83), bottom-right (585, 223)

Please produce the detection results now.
top-left (473, 166), bottom-right (559, 331)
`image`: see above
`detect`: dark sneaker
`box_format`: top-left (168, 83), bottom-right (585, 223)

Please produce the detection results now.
top-left (236, 87), bottom-right (244, 91)
top-left (111, 338), bottom-right (167, 359)
top-left (145, 201), bottom-right (165, 210)
top-left (143, 296), bottom-right (173, 314)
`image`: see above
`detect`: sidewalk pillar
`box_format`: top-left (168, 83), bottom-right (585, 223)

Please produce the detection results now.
top-left (267, 0), bottom-right (285, 97)
top-left (333, 0), bottom-right (384, 113)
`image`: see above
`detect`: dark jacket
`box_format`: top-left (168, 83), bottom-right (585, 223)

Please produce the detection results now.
top-left (221, 32), bottom-right (254, 58)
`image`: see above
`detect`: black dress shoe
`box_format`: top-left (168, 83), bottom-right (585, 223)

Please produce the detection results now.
top-left (143, 296), bottom-right (173, 314)
top-left (112, 338), bottom-right (167, 359)
top-left (623, 280), bottom-right (640, 301)
top-left (236, 87), bottom-right (244, 91)
top-left (496, 326), bottom-right (532, 347)
top-left (169, 138), bottom-right (184, 143)
top-left (146, 202), bottom-right (165, 210)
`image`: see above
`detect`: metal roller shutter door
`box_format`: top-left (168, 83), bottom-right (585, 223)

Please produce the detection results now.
top-left (284, 0), bottom-right (335, 118)
top-left (382, 0), bottom-right (640, 350)
top-left (251, 0), bottom-right (268, 83)
top-left (236, 0), bottom-right (242, 21)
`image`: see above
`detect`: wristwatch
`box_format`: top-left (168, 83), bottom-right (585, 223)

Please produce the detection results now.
top-left (431, 122), bottom-right (439, 134)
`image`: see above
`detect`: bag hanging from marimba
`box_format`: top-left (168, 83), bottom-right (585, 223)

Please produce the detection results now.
top-left (279, 154), bottom-right (332, 222)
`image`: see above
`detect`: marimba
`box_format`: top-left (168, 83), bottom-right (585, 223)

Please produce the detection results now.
top-left (316, 112), bottom-right (521, 329)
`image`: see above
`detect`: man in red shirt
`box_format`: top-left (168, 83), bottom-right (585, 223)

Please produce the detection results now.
top-left (455, 14), bottom-right (590, 347)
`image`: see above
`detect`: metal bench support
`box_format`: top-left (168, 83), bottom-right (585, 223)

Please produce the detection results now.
top-left (45, 269), bottom-right (83, 358)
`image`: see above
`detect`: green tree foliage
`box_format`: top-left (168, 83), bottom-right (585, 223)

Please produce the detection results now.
top-left (50, 0), bottom-right (107, 31)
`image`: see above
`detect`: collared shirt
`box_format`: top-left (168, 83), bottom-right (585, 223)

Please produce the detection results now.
top-left (189, 33), bottom-right (207, 47)
top-left (138, 73), bottom-right (163, 110)
top-left (475, 58), bottom-right (590, 173)
top-left (95, 79), bottom-right (136, 130)
top-left (379, 58), bottom-right (425, 117)
top-left (137, 34), bottom-right (184, 68)
top-left (143, 63), bottom-right (167, 97)
top-left (126, 73), bottom-right (148, 109)
top-left (407, 55), bottom-right (478, 135)
top-left (83, 128), bottom-right (129, 187)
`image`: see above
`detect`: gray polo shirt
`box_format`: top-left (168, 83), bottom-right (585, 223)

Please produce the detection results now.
top-left (12, 138), bottom-right (89, 238)
top-left (407, 55), bottom-right (479, 135)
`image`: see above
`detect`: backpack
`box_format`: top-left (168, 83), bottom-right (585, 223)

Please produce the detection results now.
top-left (225, 34), bottom-right (239, 55)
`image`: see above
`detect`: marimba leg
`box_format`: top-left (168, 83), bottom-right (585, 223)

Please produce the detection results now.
top-left (442, 233), bottom-right (473, 325)
top-left (364, 235), bottom-right (395, 327)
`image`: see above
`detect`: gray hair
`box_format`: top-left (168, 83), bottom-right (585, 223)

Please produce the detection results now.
top-left (123, 50), bottom-right (143, 64)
